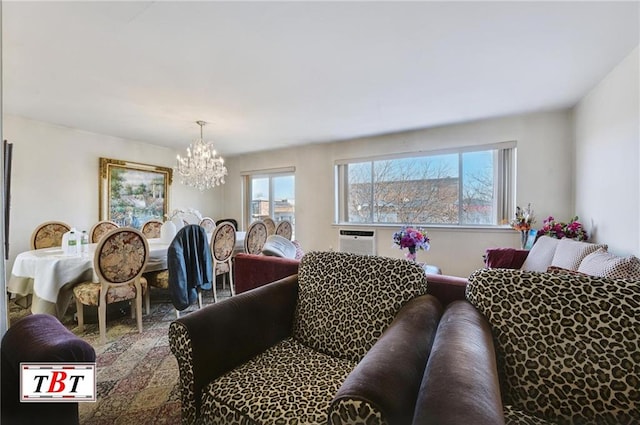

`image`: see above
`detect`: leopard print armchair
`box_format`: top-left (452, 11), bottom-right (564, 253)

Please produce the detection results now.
top-left (169, 251), bottom-right (443, 425)
top-left (465, 268), bottom-right (640, 425)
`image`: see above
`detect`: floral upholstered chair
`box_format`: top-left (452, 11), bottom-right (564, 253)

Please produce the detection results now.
top-left (275, 219), bottom-right (293, 240)
top-left (140, 219), bottom-right (163, 239)
top-left (89, 220), bottom-right (119, 243)
top-left (210, 222), bottom-right (236, 300)
top-left (199, 217), bottom-right (217, 234)
top-left (73, 228), bottom-right (149, 344)
top-left (30, 221), bottom-right (71, 250)
top-left (262, 217), bottom-right (276, 236)
top-left (244, 220), bottom-right (268, 255)
top-left (169, 252), bottom-right (442, 424)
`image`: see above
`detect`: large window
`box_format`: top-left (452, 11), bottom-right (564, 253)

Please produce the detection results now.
top-left (245, 169), bottom-right (295, 229)
top-left (335, 143), bottom-right (515, 226)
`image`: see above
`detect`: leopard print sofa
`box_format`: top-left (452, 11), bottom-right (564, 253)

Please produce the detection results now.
top-left (467, 268), bottom-right (640, 425)
top-left (170, 251), bottom-right (431, 425)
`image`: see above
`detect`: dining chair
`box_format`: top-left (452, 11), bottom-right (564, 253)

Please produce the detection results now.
top-left (210, 222), bottom-right (237, 301)
top-left (216, 218), bottom-right (238, 230)
top-left (244, 220), bottom-right (268, 255)
top-left (72, 227), bottom-right (149, 344)
top-left (275, 219), bottom-right (293, 240)
top-left (262, 217), bottom-right (276, 236)
top-left (30, 221), bottom-right (71, 250)
top-left (89, 220), bottom-right (119, 243)
top-left (199, 217), bottom-right (216, 233)
top-left (140, 219), bottom-right (163, 238)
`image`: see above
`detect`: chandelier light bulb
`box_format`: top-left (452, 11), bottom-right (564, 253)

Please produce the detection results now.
top-left (174, 120), bottom-right (228, 191)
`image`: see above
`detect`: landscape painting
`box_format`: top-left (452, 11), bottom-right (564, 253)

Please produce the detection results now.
top-left (99, 158), bottom-right (172, 229)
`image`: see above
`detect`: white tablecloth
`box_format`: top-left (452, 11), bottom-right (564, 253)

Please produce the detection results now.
top-left (8, 239), bottom-right (171, 317)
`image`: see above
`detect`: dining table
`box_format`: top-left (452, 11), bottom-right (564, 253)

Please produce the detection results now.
top-left (8, 231), bottom-right (247, 319)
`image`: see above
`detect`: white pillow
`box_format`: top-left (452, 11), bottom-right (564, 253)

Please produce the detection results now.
top-left (521, 236), bottom-right (560, 272)
top-left (262, 235), bottom-right (297, 259)
top-left (550, 238), bottom-right (607, 271)
top-left (577, 248), bottom-right (640, 279)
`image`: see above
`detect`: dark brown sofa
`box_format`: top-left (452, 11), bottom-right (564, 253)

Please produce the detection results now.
top-left (1, 314), bottom-right (96, 425)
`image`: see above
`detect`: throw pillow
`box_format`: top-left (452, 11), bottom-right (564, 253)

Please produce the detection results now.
top-left (550, 238), bottom-right (607, 271)
top-left (577, 248), bottom-right (640, 279)
top-left (520, 236), bottom-right (560, 272)
top-left (262, 235), bottom-right (297, 259)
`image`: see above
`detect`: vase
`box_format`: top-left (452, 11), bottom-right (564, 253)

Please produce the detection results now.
top-left (406, 246), bottom-right (417, 262)
top-left (520, 230), bottom-right (528, 250)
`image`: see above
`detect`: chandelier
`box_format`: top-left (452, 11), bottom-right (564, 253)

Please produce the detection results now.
top-left (175, 120), bottom-right (227, 191)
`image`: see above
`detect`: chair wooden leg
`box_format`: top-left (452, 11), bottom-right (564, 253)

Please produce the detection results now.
top-left (212, 276), bottom-right (218, 303)
top-left (197, 291), bottom-right (203, 309)
top-left (144, 288), bottom-right (150, 315)
top-left (75, 297), bottom-right (85, 332)
top-left (135, 294), bottom-right (143, 334)
top-left (175, 309), bottom-right (180, 318)
top-left (229, 262), bottom-right (235, 297)
top-left (98, 302), bottom-right (107, 345)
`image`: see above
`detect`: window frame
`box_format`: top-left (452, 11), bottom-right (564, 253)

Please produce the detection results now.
top-left (334, 142), bottom-right (515, 227)
top-left (242, 167), bottom-right (296, 230)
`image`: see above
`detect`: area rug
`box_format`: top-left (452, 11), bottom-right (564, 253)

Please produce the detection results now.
top-left (8, 287), bottom-right (230, 425)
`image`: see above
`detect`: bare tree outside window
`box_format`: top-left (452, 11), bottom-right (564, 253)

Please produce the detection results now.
top-left (341, 148), bottom-right (503, 225)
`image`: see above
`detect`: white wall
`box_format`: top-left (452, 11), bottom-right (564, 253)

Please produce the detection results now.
top-left (225, 109), bottom-right (574, 277)
top-left (2, 115), bottom-right (223, 272)
top-left (574, 46), bottom-right (640, 256)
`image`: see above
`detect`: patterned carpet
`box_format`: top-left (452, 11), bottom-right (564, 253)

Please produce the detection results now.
top-left (8, 284), bottom-right (231, 425)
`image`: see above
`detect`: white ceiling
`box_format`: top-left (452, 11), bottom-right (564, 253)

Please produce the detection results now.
top-left (2, 1), bottom-right (639, 156)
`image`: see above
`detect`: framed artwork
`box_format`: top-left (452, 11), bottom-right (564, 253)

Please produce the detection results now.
top-left (524, 229), bottom-right (538, 250)
top-left (99, 158), bottom-right (172, 229)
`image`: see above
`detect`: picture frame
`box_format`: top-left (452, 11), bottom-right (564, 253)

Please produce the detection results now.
top-left (524, 228), bottom-right (538, 250)
top-left (99, 158), bottom-right (172, 228)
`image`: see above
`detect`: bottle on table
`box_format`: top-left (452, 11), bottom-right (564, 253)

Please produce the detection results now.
top-left (81, 230), bottom-right (89, 256)
top-left (68, 230), bottom-right (78, 255)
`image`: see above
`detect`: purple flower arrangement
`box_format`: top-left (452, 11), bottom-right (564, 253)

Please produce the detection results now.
top-left (392, 226), bottom-right (430, 261)
top-left (539, 216), bottom-right (588, 241)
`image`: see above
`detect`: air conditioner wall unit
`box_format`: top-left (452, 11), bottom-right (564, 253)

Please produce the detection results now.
top-left (338, 229), bottom-right (376, 256)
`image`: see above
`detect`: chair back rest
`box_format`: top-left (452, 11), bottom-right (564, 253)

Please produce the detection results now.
top-left (244, 220), bottom-right (268, 255)
top-left (467, 268), bottom-right (640, 424)
top-left (89, 220), bottom-right (119, 243)
top-left (275, 220), bottom-right (293, 240)
top-left (94, 228), bottom-right (149, 286)
top-left (30, 221), bottom-right (71, 250)
top-left (211, 222), bottom-right (236, 262)
top-left (262, 217), bottom-right (276, 236)
top-left (140, 219), bottom-right (163, 238)
top-left (199, 217), bottom-right (216, 233)
top-left (216, 218), bottom-right (238, 230)
top-left (293, 251), bottom-right (428, 362)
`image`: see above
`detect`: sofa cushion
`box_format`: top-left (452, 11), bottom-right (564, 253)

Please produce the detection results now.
top-left (294, 251), bottom-right (428, 362)
top-left (200, 337), bottom-right (357, 424)
top-left (520, 236), bottom-right (559, 272)
top-left (467, 268), bottom-right (640, 425)
top-left (550, 238), bottom-right (607, 271)
top-left (577, 248), bottom-right (640, 279)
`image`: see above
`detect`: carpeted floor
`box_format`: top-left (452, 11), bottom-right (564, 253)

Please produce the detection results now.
top-left (8, 284), bottom-right (231, 425)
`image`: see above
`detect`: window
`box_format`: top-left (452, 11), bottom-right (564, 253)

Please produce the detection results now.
top-left (335, 143), bottom-right (515, 226)
top-left (244, 168), bottom-right (295, 230)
